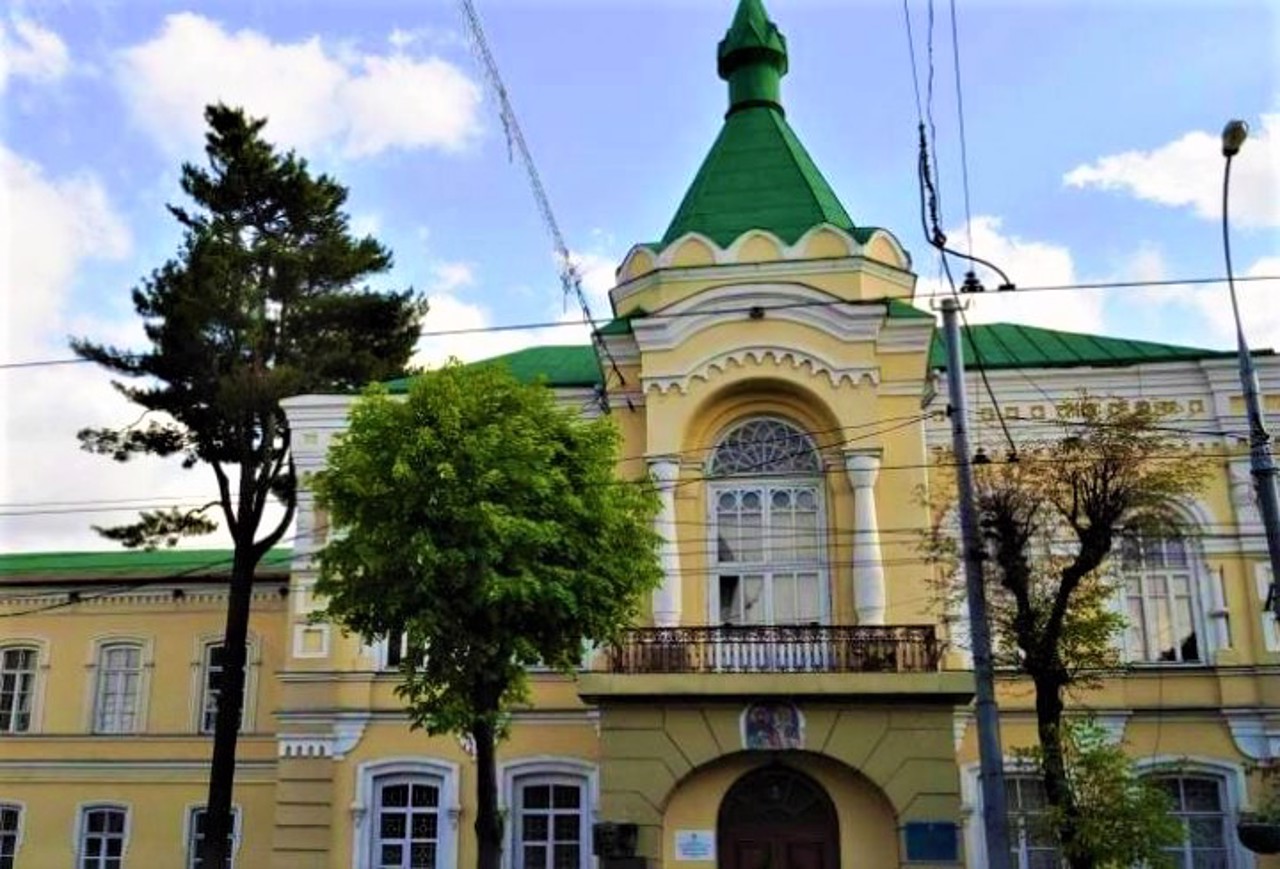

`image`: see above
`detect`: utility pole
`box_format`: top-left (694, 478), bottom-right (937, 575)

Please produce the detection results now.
top-left (1220, 120), bottom-right (1280, 617)
top-left (940, 296), bottom-right (1013, 867)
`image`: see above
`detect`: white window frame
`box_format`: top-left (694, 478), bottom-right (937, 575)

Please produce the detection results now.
top-left (1118, 535), bottom-right (1210, 666)
top-left (1135, 756), bottom-right (1254, 869)
top-left (706, 479), bottom-right (830, 627)
top-left (74, 802), bottom-right (130, 869)
top-left (500, 758), bottom-right (598, 869)
top-left (960, 760), bottom-right (1048, 869)
top-left (184, 804), bottom-right (243, 869)
top-left (1255, 563), bottom-right (1279, 654)
top-left (91, 641), bottom-right (146, 734)
top-left (0, 643), bottom-right (42, 734)
top-left (0, 801), bottom-right (24, 869)
top-left (351, 758), bottom-right (461, 869)
top-left (192, 635), bottom-right (258, 734)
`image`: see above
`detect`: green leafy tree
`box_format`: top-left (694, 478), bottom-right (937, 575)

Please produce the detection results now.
top-left (1017, 720), bottom-right (1181, 868)
top-left (925, 402), bottom-right (1207, 869)
top-left (314, 362), bottom-right (663, 869)
top-left (71, 104), bottom-right (424, 868)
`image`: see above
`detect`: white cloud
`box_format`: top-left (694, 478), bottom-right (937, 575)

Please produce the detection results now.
top-left (409, 249), bottom-right (621, 370)
top-left (1064, 114), bottom-right (1280, 228)
top-left (115, 13), bottom-right (483, 158)
top-left (916, 216), bottom-right (1105, 335)
top-left (0, 15), bottom-right (69, 91)
top-left (0, 147), bottom-right (218, 552)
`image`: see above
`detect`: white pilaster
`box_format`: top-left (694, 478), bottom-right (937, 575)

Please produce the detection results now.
top-left (649, 457), bottom-right (682, 627)
top-left (845, 451), bottom-right (886, 625)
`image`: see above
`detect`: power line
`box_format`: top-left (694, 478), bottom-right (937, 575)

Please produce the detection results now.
top-left (5, 274), bottom-right (1278, 373)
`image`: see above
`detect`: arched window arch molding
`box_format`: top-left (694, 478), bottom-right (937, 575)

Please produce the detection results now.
top-left (350, 757), bottom-right (461, 869)
top-left (0, 637), bottom-right (49, 734)
top-left (188, 631), bottom-right (262, 734)
top-left (82, 634), bottom-right (153, 734)
top-left (498, 757), bottom-right (600, 869)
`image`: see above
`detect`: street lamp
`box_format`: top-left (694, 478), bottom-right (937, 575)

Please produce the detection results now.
top-left (1220, 119), bottom-right (1280, 617)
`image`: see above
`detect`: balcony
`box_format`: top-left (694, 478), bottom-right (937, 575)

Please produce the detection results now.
top-left (578, 625), bottom-right (970, 703)
top-left (602, 624), bottom-right (941, 674)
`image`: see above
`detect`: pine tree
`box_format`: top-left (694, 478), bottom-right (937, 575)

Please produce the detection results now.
top-left (72, 104), bottom-right (425, 868)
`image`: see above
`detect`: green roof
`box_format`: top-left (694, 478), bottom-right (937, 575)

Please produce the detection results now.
top-left (660, 0), bottom-right (864, 248)
top-left (388, 345), bottom-right (605, 393)
top-left (928, 323), bottom-right (1241, 371)
top-left (662, 108), bottom-right (864, 247)
top-left (0, 548), bottom-right (293, 582)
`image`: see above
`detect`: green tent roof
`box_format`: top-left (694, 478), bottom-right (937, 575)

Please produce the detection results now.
top-left (928, 322), bottom-right (1242, 371)
top-left (0, 548), bottom-right (293, 582)
top-left (660, 0), bottom-right (865, 248)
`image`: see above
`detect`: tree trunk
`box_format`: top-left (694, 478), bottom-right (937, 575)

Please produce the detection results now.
top-left (1032, 673), bottom-right (1094, 869)
top-left (198, 542), bottom-right (257, 869)
top-left (474, 717), bottom-right (504, 869)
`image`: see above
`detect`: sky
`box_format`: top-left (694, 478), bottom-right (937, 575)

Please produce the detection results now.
top-left (1, 0), bottom-right (1277, 553)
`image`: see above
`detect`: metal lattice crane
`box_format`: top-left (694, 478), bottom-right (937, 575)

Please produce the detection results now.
top-left (458, 0), bottom-right (626, 412)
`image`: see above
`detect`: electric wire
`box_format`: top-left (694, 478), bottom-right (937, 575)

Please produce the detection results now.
top-left (4, 275), bottom-right (1279, 372)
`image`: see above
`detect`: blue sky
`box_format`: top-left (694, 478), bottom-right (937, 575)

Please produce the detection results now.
top-left (1, 0), bottom-right (1277, 550)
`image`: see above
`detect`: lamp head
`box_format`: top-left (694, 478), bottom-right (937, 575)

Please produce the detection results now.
top-left (1222, 119), bottom-right (1249, 157)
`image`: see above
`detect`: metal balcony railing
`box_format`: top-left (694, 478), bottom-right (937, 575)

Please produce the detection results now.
top-left (602, 624), bottom-right (940, 674)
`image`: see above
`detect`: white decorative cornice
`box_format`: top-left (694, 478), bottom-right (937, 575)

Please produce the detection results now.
top-left (1224, 709), bottom-right (1280, 760)
top-left (643, 345), bottom-right (879, 395)
top-left (631, 282), bottom-right (887, 353)
top-left (278, 714), bottom-right (370, 760)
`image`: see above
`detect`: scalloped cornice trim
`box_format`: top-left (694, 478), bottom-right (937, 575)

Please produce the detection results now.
top-left (643, 345), bottom-right (879, 395)
top-left (619, 223), bottom-right (911, 279)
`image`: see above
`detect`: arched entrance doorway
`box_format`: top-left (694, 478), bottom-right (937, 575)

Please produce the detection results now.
top-left (717, 765), bottom-right (839, 869)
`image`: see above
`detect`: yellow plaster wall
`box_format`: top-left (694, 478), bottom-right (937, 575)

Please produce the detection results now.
top-left (662, 752), bottom-right (900, 869)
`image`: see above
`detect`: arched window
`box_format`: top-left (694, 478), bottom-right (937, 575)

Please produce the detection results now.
top-left (77, 804), bottom-right (129, 869)
top-left (1146, 773), bottom-right (1233, 868)
top-left (1120, 534), bottom-right (1205, 663)
top-left (709, 418), bottom-right (821, 477)
top-left (501, 759), bottom-right (597, 869)
top-left (708, 418), bottom-right (826, 628)
top-left (352, 759), bottom-right (460, 869)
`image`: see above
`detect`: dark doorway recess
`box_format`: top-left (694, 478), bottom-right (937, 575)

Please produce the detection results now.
top-left (717, 764), bottom-right (840, 869)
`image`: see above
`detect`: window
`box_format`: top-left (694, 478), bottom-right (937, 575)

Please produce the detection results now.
top-left (78, 806), bottom-right (128, 869)
top-left (372, 776), bottom-right (441, 869)
top-left (1121, 535), bottom-right (1202, 663)
top-left (94, 644), bottom-right (143, 733)
top-left (0, 804), bottom-right (20, 869)
top-left (709, 418), bottom-right (826, 628)
top-left (200, 644), bottom-right (248, 733)
top-left (1005, 775), bottom-right (1059, 869)
top-left (1150, 775), bottom-right (1231, 869)
top-left (187, 806), bottom-right (239, 869)
top-left (515, 778), bottom-right (585, 869)
top-left (0, 647), bottom-right (36, 733)
top-left (355, 760), bottom-right (459, 869)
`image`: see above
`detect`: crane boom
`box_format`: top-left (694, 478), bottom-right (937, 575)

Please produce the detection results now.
top-left (457, 0), bottom-right (625, 411)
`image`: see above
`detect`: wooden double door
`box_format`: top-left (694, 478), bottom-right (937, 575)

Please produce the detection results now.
top-left (718, 766), bottom-right (839, 869)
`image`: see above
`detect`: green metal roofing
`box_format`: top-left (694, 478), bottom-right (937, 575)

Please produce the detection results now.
top-left (0, 548), bottom-right (293, 582)
top-left (387, 345), bottom-right (605, 393)
top-left (661, 107), bottom-right (862, 249)
top-left (660, 0), bottom-right (863, 249)
top-left (928, 322), bottom-right (1241, 371)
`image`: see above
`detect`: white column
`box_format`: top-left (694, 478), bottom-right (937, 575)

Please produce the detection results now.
top-left (648, 457), bottom-right (682, 627)
top-left (845, 451), bottom-right (886, 625)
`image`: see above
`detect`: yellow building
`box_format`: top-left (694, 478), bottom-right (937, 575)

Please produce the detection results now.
top-left (3, 1), bottom-right (1279, 868)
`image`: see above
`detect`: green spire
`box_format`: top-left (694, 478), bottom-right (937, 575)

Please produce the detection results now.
top-left (717, 0), bottom-right (789, 116)
top-left (658, 0), bottom-right (863, 248)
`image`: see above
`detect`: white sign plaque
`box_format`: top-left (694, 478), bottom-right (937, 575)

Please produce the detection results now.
top-left (674, 830), bottom-right (715, 862)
